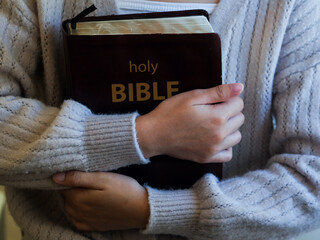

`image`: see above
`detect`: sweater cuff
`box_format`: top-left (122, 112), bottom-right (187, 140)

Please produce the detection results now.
top-left (84, 112), bottom-right (149, 170)
top-left (143, 187), bottom-right (200, 237)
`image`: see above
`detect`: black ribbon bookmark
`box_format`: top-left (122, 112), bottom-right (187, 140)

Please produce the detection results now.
top-left (70, 4), bottom-right (97, 30)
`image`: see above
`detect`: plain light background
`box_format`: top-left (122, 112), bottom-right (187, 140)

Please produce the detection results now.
top-left (0, 185), bottom-right (319, 240)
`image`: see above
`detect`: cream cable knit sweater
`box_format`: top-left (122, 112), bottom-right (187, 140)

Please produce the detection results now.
top-left (1, 0), bottom-right (320, 239)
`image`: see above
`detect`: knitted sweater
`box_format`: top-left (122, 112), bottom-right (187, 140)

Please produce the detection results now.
top-left (1, 0), bottom-right (320, 239)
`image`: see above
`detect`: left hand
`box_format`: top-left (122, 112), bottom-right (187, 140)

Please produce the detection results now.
top-left (52, 171), bottom-right (150, 231)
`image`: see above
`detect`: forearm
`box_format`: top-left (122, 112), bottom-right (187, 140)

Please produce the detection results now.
top-left (145, 156), bottom-right (320, 239)
top-left (0, 97), bottom-right (148, 189)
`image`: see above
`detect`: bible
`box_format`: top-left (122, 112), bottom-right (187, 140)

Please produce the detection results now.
top-left (62, 6), bottom-right (222, 189)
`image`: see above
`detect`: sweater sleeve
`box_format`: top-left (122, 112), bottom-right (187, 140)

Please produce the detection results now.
top-left (0, 1), bottom-right (148, 189)
top-left (144, 1), bottom-right (320, 239)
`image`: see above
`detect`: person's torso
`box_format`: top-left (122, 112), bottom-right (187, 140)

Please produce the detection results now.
top-left (9, 0), bottom-right (292, 239)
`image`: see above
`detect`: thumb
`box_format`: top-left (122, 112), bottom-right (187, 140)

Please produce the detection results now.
top-left (53, 171), bottom-right (104, 190)
top-left (195, 83), bottom-right (243, 104)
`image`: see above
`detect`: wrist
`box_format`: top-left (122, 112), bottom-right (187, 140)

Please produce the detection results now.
top-left (136, 114), bottom-right (160, 158)
top-left (137, 187), bottom-right (150, 229)
top-left (143, 186), bottom-right (200, 235)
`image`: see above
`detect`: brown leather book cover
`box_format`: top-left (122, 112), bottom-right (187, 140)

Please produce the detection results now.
top-left (62, 9), bottom-right (222, 189)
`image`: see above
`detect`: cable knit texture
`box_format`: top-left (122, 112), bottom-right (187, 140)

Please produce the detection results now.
top-left (0, 0), bottom-right (320, 239)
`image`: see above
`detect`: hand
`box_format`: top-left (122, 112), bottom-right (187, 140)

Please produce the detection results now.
top-left (53, 171), bottom-right (150, 231)
top-left (136, 83), bottom-right (244, 163)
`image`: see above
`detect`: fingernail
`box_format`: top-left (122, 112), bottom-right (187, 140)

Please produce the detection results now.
top-left (231, 83), bottom-right (243, 94)
top-left (53, 172), bottom-right (65, 183)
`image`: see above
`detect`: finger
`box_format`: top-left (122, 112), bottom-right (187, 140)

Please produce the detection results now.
top-left (61, 197), bottom-right (88, 230)
top-left (223, 112), bottom-right (245, 137)
top-left (60, 188), bottom-right (86, 204)
top-left (69, 216), bottom-right (91, 231)
top-left (209, 148), bottom-right (233, 163)
top-left (62, 189), bottom-right (98, 219)
top-left (212, 96), bottom-right (244, 120)
top-left (207, 130), bottom-right (242, 163)
top-left (60, 188), bottom-right (79, 198)
top-left (53, 171), bottom-right (106, 190)
top-left (192, 83), bottom-right (243, 105)
top-left (215, 130), bottom-right (242, 156)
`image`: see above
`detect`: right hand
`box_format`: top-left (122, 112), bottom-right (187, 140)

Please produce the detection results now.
top-left (136, 83), bottom-right (245, 163)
